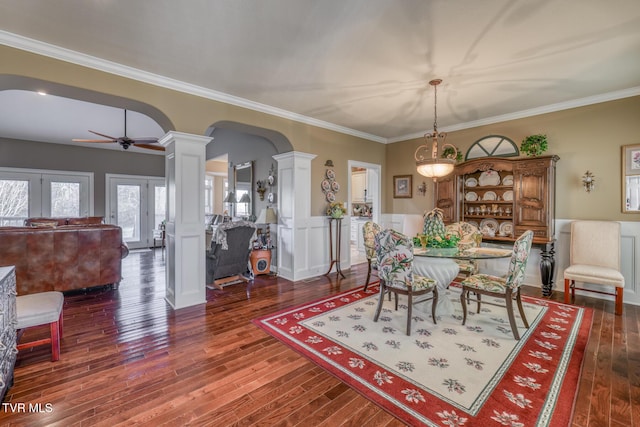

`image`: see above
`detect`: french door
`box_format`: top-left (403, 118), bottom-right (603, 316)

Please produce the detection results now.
top-left (0, 168), bottom-right (92, 225)
top-left (106, 174), bottom-right (165, 249)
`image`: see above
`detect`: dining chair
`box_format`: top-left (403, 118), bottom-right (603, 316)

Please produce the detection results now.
top-left (460, 230), bottom-right (534, 340)
top-left (445, 221), bottom-right (483, 277)
top-left (564, 221), bottom-right (624, 315)
top-left (362, 221), bottom-right (382, 291)
top-left (373, 229), bottom-right (438, 335)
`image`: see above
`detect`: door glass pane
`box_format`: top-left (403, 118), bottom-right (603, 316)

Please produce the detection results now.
top-left (0, 179), bottom-right (29, 225)
top-left (50, 182), bottom-right (80, 217)
top-left (117, 184), bottom-right (140, 242)
top-left (154, 186), bottom-right (166, 230)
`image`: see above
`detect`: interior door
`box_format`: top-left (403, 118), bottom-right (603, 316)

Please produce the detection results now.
top-left (107, 175), bottom-right (165, 249)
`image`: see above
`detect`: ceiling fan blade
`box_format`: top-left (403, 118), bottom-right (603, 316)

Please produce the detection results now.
top-left (72, 139), bottom-right (116, 143)
top-left (135, 143), bottom-right (165, 151)
top-left (132, 138), bottom-right (160, 144)
top-left (88, 130), bottom-right (118, 140)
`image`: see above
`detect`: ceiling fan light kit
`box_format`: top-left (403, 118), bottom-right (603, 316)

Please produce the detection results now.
top-left (72, 109), bottom-right (164, 151)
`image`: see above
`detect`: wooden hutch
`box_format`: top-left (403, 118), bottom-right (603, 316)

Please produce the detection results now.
top-left (435, 155), bottom-right (560, 296)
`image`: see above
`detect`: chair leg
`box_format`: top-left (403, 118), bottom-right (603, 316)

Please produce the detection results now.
top-left (505, 291), bottom-right (521, 340)
top-left (564, 279), bottom-right (572, 304)
top-left (373, 286), bottom-right (385, 322)
top-left (50, 319), bottom-right (60, 362)
top-left (431, 287), bottom-right (438, 325)
top-left (516, 291), bottom-right (529, 329)
top-left (406, 293), bottom-right (413, 336)
top-left (615, 287), bottom-right (623, 315)
top-left (475, 293), bottom-right (482, 314)
top-left (364, 259), bottom-right (372, 291)
top-left (460, 288), bottom-right (468, 325)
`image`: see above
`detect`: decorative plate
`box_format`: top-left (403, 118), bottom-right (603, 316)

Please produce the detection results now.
top-left (478, 170), bottom-right (501, 186)
top-left (465, 191), bottom-right (478, 202)
top-left (465, 177), bottom-right (478, 187)
top-left (268, 175), bottom-right (275, 186)
top-left (331, 181), bottom-right (340, 192)
top-left (499, 221), bottom-right (514, 237)
top-left (503, 190), bottom-right (514, 201)
top-left (321, 179), bottom-right (331, 192)
top-left (482, 191), bottom-right (497, 201)
top-left (502, 175), bottom-right (514, 186)
top-left (325, 191), bottom-right (336, 202)
top-left (326, 169), bottom-right (335, 180)
top-left (480, 218), bottom-right (499, 235)
top-left (268, 192), bottom-right (275, 203)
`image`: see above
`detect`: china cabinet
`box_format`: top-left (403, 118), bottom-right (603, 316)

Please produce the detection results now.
top-left (435, 155), bottom-right (559, 295)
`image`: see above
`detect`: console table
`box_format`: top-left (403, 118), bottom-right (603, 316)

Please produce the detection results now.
top-left (324, 217), bottom-right (345, 278)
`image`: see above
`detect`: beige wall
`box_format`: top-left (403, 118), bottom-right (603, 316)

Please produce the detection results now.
top-left (386, 96), bottom-right (640, 221)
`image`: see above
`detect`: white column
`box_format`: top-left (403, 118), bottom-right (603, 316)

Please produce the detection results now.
top-left (160, 131), bottom-right (212, 309)
top-left (273, 151), bottom-right (316, 281)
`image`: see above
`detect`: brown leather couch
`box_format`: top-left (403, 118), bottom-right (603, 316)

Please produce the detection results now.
top-left (0, 222), bottom-right (128, 295)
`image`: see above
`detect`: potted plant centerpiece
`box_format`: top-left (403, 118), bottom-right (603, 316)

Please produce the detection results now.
top-left (420, 208), bottom-right (460, 254)
top-left (520, 134), bottom-right (548, 157)
top-left (441, 145), bottom-right (463, 162)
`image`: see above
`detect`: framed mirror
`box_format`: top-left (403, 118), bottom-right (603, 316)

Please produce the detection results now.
top-left (234, 161), bottom-right (253, 218)
top-left (622, 144), bottom-right (640, 212)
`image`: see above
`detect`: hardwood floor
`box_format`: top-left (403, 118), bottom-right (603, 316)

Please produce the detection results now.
top-left (2, 249), bottom-right (638, 426)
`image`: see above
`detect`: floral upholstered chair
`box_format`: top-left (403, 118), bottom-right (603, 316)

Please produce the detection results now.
top-left (445, 222), bottom-right (483, 277)
top-left (373, 229), bottom-right (438, 335)
top-left (460, 230), bottom-right (534, 340)
top-left (362, 221), bottom-right (382, 291)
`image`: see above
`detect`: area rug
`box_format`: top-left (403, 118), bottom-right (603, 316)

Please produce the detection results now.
top-left (253, 284), bottom-right (592, 426)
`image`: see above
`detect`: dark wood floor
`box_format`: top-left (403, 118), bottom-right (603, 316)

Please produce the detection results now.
top-left (1, 249), bottom-right (638, 426)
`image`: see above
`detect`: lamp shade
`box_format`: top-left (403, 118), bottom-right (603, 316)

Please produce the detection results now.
top-left (223, 191), bottom-right (237, 203)
top-left (239, 193), bottom-right (251, 203)
top-left (416, 159), bottom-right (456, 178)
top-left (256, 207), bottom-right (277, 224)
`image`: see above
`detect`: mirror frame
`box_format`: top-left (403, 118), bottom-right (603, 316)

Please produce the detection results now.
top-left (234, 161), bottom-right (253, 217)
top-left (622, 143), bottom-right (640, 213)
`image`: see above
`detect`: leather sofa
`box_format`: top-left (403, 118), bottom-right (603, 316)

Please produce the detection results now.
top-left (0, 221), bottom-right (128, 295)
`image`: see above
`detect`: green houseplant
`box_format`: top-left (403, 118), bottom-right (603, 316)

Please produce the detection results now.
top-left (441, 146), bottom-right (463, 162)
top-left (520, 134), bottom-right (548, 157)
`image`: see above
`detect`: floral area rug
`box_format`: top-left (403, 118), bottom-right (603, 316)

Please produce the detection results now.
top-left (253, 284), bottom-right (592, 426)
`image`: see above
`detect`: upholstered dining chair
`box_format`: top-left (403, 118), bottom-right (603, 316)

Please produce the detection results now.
top-left (362, 221), bottom-right (382, 291)
top-left (564, 221), bottom-right (624, 315)
top-left (460, 230), bottom-right (534, 340)
top-left (373, 229), bottom-right (438, 335)
top-left (445, 221), bottom-right (483, 277)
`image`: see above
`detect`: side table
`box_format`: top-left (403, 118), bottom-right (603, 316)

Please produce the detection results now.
top-left (250, 248), bottom-right (272, 276)
top-left (324, 217), bottom-right (345, 278)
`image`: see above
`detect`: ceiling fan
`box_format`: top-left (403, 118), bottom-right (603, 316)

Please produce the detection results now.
top-left (72, 109), bottom-right (164, 151)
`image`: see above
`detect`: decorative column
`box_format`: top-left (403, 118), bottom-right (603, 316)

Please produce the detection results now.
top-left (160, 131), bottom-right (212, 309)
top-left (273, 151), bottom-right (316, 281)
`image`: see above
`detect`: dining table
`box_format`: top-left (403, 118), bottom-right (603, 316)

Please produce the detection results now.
top-left (412, 246), bottom-right (513, 316)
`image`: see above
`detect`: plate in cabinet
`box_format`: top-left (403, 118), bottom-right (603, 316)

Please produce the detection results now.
top-left (503, 190), bottom-right (514, 201)
top-left (480, 218), bottom-right (499, 235)
top-left (465, 191), bottom-right (478, 202)
top-left (465, 177), bottom-right (478, 187)
top-left (482, 191), bottom-right (497, 201)
top-left (479, 170), bottom-right (501, 186)
top-left (502, 175), bottom-right (514, 186)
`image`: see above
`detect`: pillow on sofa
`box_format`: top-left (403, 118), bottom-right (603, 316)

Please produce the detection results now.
top-left (67, 216), bottom-right (104, 225)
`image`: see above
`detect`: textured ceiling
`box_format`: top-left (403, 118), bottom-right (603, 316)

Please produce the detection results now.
top-left (0, 0), bottom-right (639, 147)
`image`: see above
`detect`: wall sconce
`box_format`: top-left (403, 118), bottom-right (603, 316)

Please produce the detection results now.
top-left (417, 181), bottom-right (427, 196)
top-left (324, 160), bottom-right (334, 167)
top-left (256, 180), bottom-right (267, 200)
top-left (582, 170), bottom-right (595, 193)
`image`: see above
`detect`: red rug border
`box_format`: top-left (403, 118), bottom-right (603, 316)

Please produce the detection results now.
top-left (252, 284), bottom-right (593, 426)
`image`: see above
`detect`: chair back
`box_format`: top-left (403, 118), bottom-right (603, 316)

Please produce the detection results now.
top-left (363, 221), bottom-right (382, 261)
top-left (375, 229), bottom-right (414, 290)
top-left (570, 221), bottom-right (620, 270)
top-left (445, 221), bottom-right (482, 250)
top-left (504, 230), bottom-right (534, 289)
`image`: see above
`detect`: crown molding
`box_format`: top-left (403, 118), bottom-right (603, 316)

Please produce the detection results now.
top-left (0, 31), bottom-right (387, 144)
top-left (388, 86), bottom-right (640, 144)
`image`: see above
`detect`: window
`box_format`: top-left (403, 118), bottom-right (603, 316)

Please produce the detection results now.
top-left (0, 168), bottom-right (92, 225)
top-left (465, 135), bottom-right (519, 160)
top-left (204, 175), bottom-right (214, 214)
